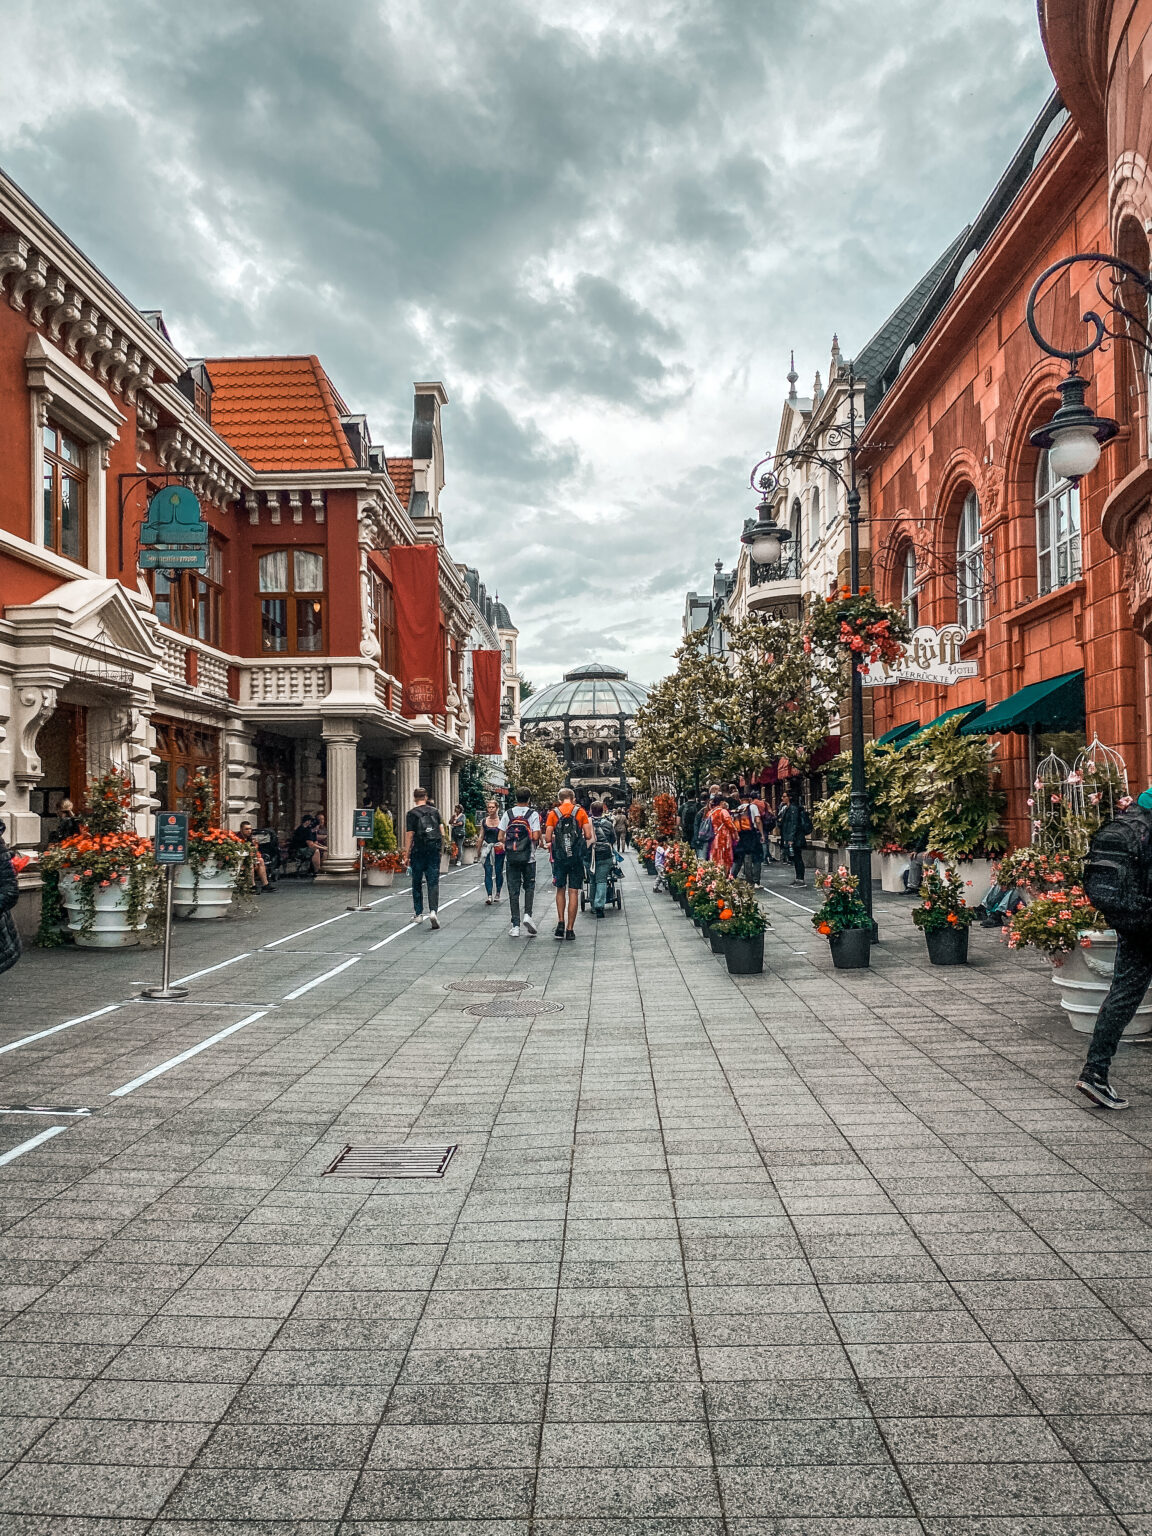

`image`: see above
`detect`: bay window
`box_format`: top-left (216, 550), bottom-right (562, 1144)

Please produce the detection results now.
top-left (259, 548), bottom-right (325, 654)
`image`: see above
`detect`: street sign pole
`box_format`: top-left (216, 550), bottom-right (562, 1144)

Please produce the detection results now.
top-left (143, 813), bottom-right (190, 1001)
top-left (347, 809), bottom-right (375, 912)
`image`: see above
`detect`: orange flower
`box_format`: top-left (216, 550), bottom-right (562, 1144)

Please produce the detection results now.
top-left (818, 922), bottom-right (832, 935)
top-left (719, 907), bottom-right (734, 921)
top-left (946, 913), bottom-right (957, 924)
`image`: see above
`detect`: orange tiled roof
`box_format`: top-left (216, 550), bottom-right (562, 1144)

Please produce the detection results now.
top-left (205, 355), bottom-right (357, 472)
top-left (386, 457), bottom-right (414, 506)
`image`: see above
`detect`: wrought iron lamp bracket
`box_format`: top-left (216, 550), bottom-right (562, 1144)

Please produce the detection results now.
top-left (1026, 251), bottom-right (1152, 371)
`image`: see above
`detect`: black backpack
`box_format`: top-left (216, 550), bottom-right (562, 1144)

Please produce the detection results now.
top-left (503, 810), bottom-right (534, 866)
top-left (553, 809), bottom-right (582, 862)
top-left (413, 805), bottom-right (442, 851)
top-left (1083, 806), bottom-right (1152, 933)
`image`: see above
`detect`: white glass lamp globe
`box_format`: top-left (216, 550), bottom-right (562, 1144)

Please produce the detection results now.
top-left (749, 528), bottom-right (783, 565)
top-left (1048, 424), bottom-right (1103, 484)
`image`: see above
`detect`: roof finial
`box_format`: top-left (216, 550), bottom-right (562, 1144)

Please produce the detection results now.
top-left (787, 350), bottom-right (799, 401)
top-left (812, 369), bottom-right (823, 405)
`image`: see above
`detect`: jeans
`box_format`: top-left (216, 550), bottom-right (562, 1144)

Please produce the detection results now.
top-left (734, 838), bottom-right (762, 885)
top-left (482, 847), bottom-right (504, 897)
top-left (1085, 930), bottom-right (1152, 1077)
top-left (589, 858), bottom-right (610, 912)
top-left (507, 859), bottom-right (535, 924)
top-left (410, 849), bottom-right (440, 915)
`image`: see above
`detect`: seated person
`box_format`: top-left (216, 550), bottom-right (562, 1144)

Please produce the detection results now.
top-left (238, 820), bottom-right (270, 890)
top-left (288, 816), bottom-right (322, 875)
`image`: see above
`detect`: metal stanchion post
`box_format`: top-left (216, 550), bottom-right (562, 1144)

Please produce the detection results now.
top-left (347, 841), bottom-right (368, 912)
top-left (142, 865), bottom-right (188, 1001)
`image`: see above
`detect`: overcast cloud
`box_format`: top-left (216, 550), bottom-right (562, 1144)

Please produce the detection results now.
top-left (0, 0), bottom-right (1054, 687)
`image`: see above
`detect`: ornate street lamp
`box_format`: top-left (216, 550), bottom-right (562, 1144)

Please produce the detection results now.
top-left (741, 493), bottom-right (792, 567)
top-left (1025, 252), bottom-right (1143, 480)
top-left (748, 363), bottom-right (876, 935)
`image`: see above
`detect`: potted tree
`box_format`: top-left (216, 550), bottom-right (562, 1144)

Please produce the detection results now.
top-left (812, 739), bottom-right (920, 892)
top-left (913, 721), bottom-right (1006, 899)
top-left (912, 861), bottom-right (975, 964)
top-left (715, 878), bottom-right (768, 973)
top-left (1005, 890), bottom-right (1150, 1034)
top-left (811, 866), bottom-right (871, 969)
top-left (174, 774), bottom-right (252, 919)
top-left (461, 815), bottom-right (479, 865)
top-left (40, 769), bottom-right (157, 948)
top-left (364, 809), bottom-right (403, 887)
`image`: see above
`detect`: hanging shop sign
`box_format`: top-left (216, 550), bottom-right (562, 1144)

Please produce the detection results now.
top-left (138, 485), bottom-right (208, 571)
top-left (861, 624), bottom-right (979, 687)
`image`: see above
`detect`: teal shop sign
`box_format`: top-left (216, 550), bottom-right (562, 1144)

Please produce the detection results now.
top-left (139, 485), bottom-right (208, 573)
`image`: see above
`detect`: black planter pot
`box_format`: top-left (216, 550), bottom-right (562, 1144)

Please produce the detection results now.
top-left (708, 926), bottom-right (725, 954)
top-left (925, 925), bottom-right (969, 965)
top-left (642, 859), bottom-right (656, 875)
top-left (724, 931), bottom-right (765, 974)
top-left (829, 926), bottom-right (871, 969)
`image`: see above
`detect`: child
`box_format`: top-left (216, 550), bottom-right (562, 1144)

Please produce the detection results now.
top-left (653, 839), bottom-right (668, 892)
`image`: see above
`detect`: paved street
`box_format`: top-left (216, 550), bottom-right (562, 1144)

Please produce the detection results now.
top-left (2, 855), bottom-right (1152, 1532)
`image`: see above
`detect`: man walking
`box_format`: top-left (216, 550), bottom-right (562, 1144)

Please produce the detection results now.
top-left (732, 790), bottom-right (763, 885)
top-left (588, 800), bottom-right (617, 918)
top-left (778, 789), bottom-right (808, 887)
top-left (403, 786), bottom-right (443, 929)
top-left (498, 787), bottom-right (541, 938)
top-left (545, 788), bottom-right (594, 941)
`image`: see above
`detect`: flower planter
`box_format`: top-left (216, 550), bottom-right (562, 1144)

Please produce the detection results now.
top-left (934, 857), bottom-right (994, 905)
top-left (925, 925), bottom-right (969, 966)
top-left (724, 931), bottom-right (764, 974)
top-left (174, 858), bottom-right (235, 920)
top-left (440, 852), bottom-right (451, 875)
top-left (708, 926), bottom-right (725, 954)
top-left (61, 874), bottom-right (146, 948)
top-left (461, 845), bottom-right (478, 866)
top-left (829, 926), bottom-right (870, 969)
top-left (365, 867), bottom-right (395, 888)
top-left (1051, 929), bottom-right (1152, 1036)
top-left (643, 859), bottom-right (656, 875)
top-left (879, 852), bottom-right (908, 894)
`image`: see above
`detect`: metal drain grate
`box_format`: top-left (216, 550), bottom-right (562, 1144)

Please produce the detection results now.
top-left (322, 1144), bottom-right (458, 1179)
top-left (463, 999), bottom-right (564, 1017)
top-left (444, 979), bottom-right (530, 994)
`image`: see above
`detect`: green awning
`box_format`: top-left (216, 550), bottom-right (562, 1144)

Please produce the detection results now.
top-left (875, 720), bottom-right (920, 748)
top-left (958, 670), bottom-right (1085, 735)
top-left (908, 700), bottom-right (986, 739)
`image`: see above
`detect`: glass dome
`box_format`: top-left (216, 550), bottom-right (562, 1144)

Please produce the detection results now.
top-left (520, 662), bottom-right (648, 721)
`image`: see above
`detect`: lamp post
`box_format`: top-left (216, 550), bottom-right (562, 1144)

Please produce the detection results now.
top-left (749, 363), bottom-right (876, 935)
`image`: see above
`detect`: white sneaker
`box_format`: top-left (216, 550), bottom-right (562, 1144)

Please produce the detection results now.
top-left (429, 911), bottom-right (440, 929)
top-left (509, 924), bottom-right (520, 937)
top-left (485, 896), bottom-right (493, 905)
top-left (413, 912), bottom-right (425, 923)
top-left (523, 914), bottom-right (537, 936)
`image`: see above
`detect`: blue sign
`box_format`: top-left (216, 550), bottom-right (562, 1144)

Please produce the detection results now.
top-left (155, 812), bottom-right (188, 865)
top-left (139, 548), bottom-right (207, 570)
top-left (141, 486), bottom-right (206, 547)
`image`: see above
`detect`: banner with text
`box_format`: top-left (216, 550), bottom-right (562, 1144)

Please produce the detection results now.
top-left (390, 543), bottom-right (446, 716)
top-left (472, 649), bottom-right (503, 756)
top-left (861, 624), bottom-right (978, 687)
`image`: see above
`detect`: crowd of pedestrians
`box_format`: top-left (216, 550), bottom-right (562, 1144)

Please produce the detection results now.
top-left (680, 782), bottom-right (811, 888)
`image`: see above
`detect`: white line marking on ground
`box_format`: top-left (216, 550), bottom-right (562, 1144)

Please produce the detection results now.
top-left (367, 885), bottom-right (481, 951)
top-left (763, 888), bottom-right (815, 912)
top-left (0, 1124), bottom-right (70, 1166)
top-left (282, 957), bottom-right (361, 1000)
top-left (263, 911), bottom-right (356, 949)
top-left (108, 1010), bottom-right (269, 1098)
top-left (172, 952), bottom-right (253, 986)
top-left (0, 1004), bottom-right (123, 1058)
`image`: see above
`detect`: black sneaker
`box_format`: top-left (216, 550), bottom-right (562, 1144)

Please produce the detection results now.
top-left (565, 928), bottom-right (576, 941)
top-left (1076, 1072), bottom-right (1129, 1110)
top-left (554, 922), bottom-right (565, 939)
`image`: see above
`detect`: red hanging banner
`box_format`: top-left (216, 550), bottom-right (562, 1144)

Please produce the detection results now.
top-left (472, 649), bottom-right (503, 755)
top-left (390, 543), bottom-right (446, 716)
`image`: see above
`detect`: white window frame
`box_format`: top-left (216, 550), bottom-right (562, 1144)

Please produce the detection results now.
top-left (956, 488), bottom-right (984, 631)
top-left (809, 486), bottom-right (821, 548)
top-left (901, 545), bottom-right (919, 629)
top-left (25, 333), bottom-right (124, 579)
top-left (1035, 451), bottom-right (1081, 595)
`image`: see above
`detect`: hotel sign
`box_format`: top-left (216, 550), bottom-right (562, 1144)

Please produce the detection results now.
top-left (861, 624), bottom-right (978, 687)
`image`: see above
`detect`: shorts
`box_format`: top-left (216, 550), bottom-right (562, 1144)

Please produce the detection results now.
top-left (552, 859), bottom-right (585, 890)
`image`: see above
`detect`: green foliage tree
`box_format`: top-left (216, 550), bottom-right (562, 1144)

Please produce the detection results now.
top-left (811, 739), bottom-right (922, 849)
top-left (505, 740), bottom-right (563, 810)
top-left (457, 757), bottom-right (490, 819)
top-left (911, 719), bottom-right (1007, 859)
top-left (627, 630), bottom-right (737, 793)
top-left (518, 674), bottom-right (535, 700)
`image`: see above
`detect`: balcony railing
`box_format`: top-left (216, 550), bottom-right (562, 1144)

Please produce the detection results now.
top-left (750, 546), bottom-right (802, 585)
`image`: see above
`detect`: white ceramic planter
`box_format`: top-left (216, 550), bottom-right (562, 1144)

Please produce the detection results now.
top-left (440, 852), bottom-right (451, 874)
top-left (879, 852), bottom-right (909, 894)
top-left (365, 867), bottom-right (395, 887)
top-left (61, 873), bottom-right (146, 948)
top-left (1052, 928), bottom-right (1152, 1035)
top-left (461, 845), bottom-right (478, 866)
top-left (936, 857), bottom-right (995, 904)
top-left (173, 858), bottom-right (235, 920)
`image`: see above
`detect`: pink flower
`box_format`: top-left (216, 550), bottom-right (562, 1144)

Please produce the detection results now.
top-left (1081, 936), bottom-right (1093, 948)
top-left (1026, 798), bottom-right (1034, 808)
top-left (1050, 794), bottom-right (1062, 805)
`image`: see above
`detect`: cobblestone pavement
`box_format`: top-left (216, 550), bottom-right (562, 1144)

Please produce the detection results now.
top-left (2, 854), bottom-right (1152, 1533)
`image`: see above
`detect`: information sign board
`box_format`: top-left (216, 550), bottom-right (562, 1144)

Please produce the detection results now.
top-left (155, 812), bottom-right (188, 864)
top-left (139, 548), bottom-right (209, 570)
top-left (352, 808), bottom-right (374, 840)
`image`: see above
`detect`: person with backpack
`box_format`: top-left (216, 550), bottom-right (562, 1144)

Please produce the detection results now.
top-left (497, 788), bottom-right (541, 937)
top-left (732, 790), bottom-right (764, 884)
top-left (545, 787), bottom-right (594, 940)
top-left (778, 789), bottom-right (810, 887)
top-left (403, 786), bottom-right (443, 928)
top-left (587, 800), bottom-right (617, 918)
top-left (1075, 788), bottom-right (1152, 1109)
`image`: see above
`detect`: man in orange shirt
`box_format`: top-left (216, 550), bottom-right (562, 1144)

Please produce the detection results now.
top-left (545, 788), bottom-right (594, 941)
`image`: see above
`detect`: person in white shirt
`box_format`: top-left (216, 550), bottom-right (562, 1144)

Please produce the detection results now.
top-left (497, 787), bottom-right (542, 937)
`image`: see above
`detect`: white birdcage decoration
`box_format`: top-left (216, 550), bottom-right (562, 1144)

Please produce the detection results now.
top-left (1070, 736), bottom-right (1129, 834)
top-left (1031, 750), bottom-right (1079, 855)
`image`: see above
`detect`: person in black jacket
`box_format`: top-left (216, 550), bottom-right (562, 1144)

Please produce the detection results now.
top-left (0, 820), bottom-right (22, 977)
top-left (777, 791), bottom-right (807, 887)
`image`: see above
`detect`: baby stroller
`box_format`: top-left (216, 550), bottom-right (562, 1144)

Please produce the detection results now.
top-left (579, 851), bottom-right (623, 913)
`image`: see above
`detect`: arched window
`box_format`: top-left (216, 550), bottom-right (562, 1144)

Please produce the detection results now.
top-left (901, 545), bottom-right (918, 628)
top-left (809, 486), bottom-right (821, 548)
top-left (259, 548), bottom-right (325, 653)
top-left (956, 489), bottom-right (984, 630)
top-left (1035, 451), bottom-right (1081, 593)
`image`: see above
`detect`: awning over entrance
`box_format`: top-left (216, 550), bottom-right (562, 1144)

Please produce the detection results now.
top-left (875, 720), bottom-right (920, 748)
top-left (908, 700), bottom-right (986, 739)
top-left (959, 670), bottom-right (1084, 735)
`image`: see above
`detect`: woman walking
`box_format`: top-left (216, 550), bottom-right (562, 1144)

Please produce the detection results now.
top-left (480, 799), bottom-right (505, 905)
top-left (0, 820), bottom-right (23, 978)
top-left (705, 793), bottom-right (737, 876)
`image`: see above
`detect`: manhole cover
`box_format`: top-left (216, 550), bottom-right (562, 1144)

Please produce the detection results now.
top-left (322, 1144), bottom-right (458, 1179)
top-left (444, 979), bottom-right (530, 994)
top-left (463, 999), bottom-right (564, 1017)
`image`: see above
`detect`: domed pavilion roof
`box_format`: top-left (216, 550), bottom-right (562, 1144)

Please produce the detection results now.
top-left (521, 662), bottom-right (648, 721)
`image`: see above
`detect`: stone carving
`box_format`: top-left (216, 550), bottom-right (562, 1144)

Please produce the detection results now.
top-left (1122, 503), bottom-right (1152, 638)
top-left (14, 686), bottom-right (58, 786)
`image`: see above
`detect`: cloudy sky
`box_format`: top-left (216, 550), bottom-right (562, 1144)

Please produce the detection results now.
top-left (0, 0), bottom-right (1054, 687)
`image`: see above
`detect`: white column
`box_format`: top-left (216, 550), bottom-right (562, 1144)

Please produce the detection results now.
top-left (395, 748), bottom-right (422, 828)
top-left (450, 760), bottom-right (461, 813)
top-left (432, 754), bottom-right (452, 820)
top-left (320, 721), bottom-right (360, 878)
